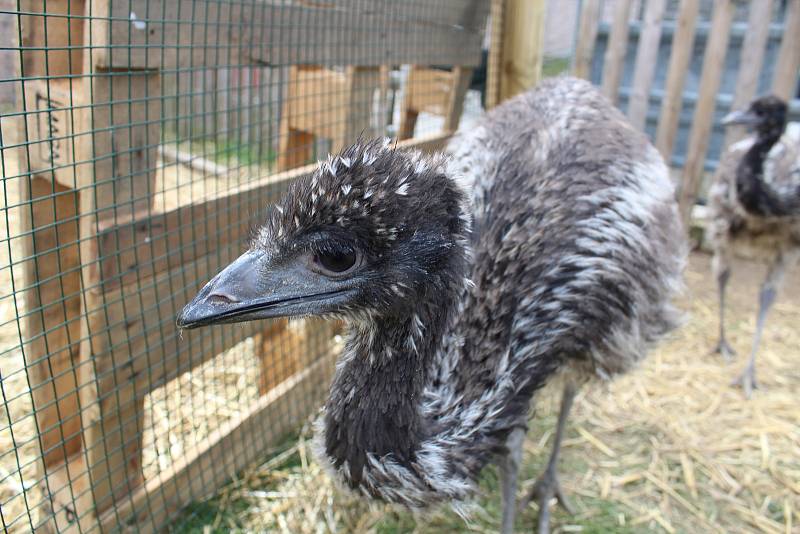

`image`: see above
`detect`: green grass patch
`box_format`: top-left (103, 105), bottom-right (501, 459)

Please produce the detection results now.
top-left (542, 57), bottom-right (571, 78)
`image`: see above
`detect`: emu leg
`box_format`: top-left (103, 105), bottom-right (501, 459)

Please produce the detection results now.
top-left (732, 251), bottom-right (795, 398)
top-left (521, 382), bottom-right (577, 534)
top-left (711, 251), bottom-right (736, 360)
top-left (500, 426), bottom-right (527, 534)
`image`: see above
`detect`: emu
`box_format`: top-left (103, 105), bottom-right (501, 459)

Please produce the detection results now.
top-left (178, 76), bottom-right (685, 533)
top-left (708, 95), bottom-right (800, 397)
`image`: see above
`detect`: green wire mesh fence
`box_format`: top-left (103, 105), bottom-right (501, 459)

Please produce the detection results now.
top-left (0, 1), bottom-right (489, 530)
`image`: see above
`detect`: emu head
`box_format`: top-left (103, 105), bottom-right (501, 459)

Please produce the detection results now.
top-left (177, 139), bottom-right (469, 329)
top-left (722, 95), bottom-right (788, 137)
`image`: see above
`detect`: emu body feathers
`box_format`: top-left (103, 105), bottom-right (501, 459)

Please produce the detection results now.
top-left (178, 77), bottom-right (686, 526)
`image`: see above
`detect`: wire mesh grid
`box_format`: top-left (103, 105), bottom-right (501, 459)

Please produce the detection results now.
top-left (0, 1), bottom-right (489, 530)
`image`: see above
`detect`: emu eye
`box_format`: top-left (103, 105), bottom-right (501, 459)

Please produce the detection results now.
top-left (312, 246), bottom-right (358, 275)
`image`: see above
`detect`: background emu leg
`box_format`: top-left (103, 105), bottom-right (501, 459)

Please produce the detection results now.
top-left (711, 248), bottom-right (736, 360)
top-left (500, 426), bottom-right (527, 534)
top-left (521, 381), bottom-right (577, 534)
top-left (733, 250), bottom-right (797, 397)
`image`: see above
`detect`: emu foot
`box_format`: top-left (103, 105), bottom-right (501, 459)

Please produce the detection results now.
top-left (732, 365), bottom-right (759, 399)
top-left (520, 470), bottom-right (574, 534)
top-left (710, 338), bottom-right (736, 361)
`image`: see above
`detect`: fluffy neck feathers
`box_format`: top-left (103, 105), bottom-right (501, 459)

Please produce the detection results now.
top-left (316, 183), bottom-right (558, 508)
top-left (736, 122), bottom-right (795, 216)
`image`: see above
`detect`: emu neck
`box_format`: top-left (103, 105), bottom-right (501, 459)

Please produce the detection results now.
top-left (736, 127), bottom-right (783, 215)
top-left (323, 297), bottom-right (456, 488)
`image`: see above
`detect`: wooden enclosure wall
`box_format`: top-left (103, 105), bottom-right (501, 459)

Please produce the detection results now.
top-left (7, 0), bottom-right (489, 531)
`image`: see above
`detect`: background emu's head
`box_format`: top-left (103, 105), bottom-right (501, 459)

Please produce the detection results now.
top-left (177, 140), bottom-right (470, 329)
top-left (722, 95), bottom-right (788, 137)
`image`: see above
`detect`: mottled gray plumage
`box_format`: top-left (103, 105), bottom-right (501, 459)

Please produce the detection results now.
top-left (177, 76), bottom-right (685, 532)
top-left (708, 95), bottom-right (800, 396)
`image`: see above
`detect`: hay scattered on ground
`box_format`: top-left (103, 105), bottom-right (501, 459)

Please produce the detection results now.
top-left (182, 253), bottom-right (800, 533)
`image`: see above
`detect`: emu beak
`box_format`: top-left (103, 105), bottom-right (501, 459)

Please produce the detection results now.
top-left (721, 109), bottom-right (759, 126)
top-left (176, 250), bottom-right (354, 329)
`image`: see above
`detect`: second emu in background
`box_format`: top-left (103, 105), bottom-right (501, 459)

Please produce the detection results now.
top-left (709, 95), bottom-right (800, 398)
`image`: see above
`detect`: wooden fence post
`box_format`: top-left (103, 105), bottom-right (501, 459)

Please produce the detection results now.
top-left (627, 0), bottom-right (667, 131)
top-left (485, 0), bottom-right (545, 108)
top-left (572, 0), bottom-right (601, 80)
top-left (76, 70), bottom-right (161, 520)
top-left (677, 0), bottom-right (735, 227)
top-left (16, 1), bottom-right (91, 531)
top-left (654, 0), bottom-right (700, 160)
top-left (600, 0), bottom-right (634, 104)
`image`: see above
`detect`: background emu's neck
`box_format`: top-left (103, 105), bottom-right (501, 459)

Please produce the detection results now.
top-left (736, 127), bottom-right (789, 216)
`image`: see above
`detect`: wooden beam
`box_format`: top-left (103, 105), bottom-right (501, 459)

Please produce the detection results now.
top-left (19, 177), bottom-right (83, 470)
top-left (89, 0), bottom-right (489, 70)
top-left (627, 0), bottom-right (667, 131)
top-left (772, 0), bottom-right (800, 100)
top-left (17, 9), bottom-right (87, 530)
top-left (99, 348), bottom-right (338, 532)
top-left (678, 0), bottom-right (735, 227)
top-left (654, 0), bottom-right (700, 159)
top-left (573, 0), bottom-right (602, 80)
top-left (74, 70), bottom-right (163, 517)
top-left (443, 67), bottom-right (473, 134)
top-left (600, 0), bottom-right (634, 104)
top-left (723, 0), bottom-right (774, 148)
top-left (498, 0), bottom-right (545, 102)
top-left (486, 0), bottom-right (505, 109)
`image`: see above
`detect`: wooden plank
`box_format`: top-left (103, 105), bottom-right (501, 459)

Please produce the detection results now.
top-left (723, 0), bottom-right (774, 148)
top-left (99, 348), bottom-right (338, 532)
top-left (654, 0), bottom-right (700, 159)
top-left (19, 177), bottom-right (83, 470)
top-left (40, 453), bottom-right (96, 534)
top-left (21, 79), bottom-right (85, 189)
top-left (443, 67), bottom-right (473, 133)
top-left (91, 0), bottom-right (489, 70)
top-left (678, 0), bottom-right (736, 227)
top-left (18, 0), bottom-right (87, 78)
top-left (572, 0), bottom-right (602, 79)
top-left (627, 0), bottom-right (667, 131)
top-left (74, 70), bottom-right (163, 518)
top-left (77, 72), bottom-right (161, 224)
top-left (486, 0), bottom-right (505, 109)
top-left (276, 66), bottom-right (332, 172)
top-left (772, 0), bottom-right (800, 100)
top-left (600, 0), bottom-right (634, 104)
top-left (498, 0), bottom-right (545, 102)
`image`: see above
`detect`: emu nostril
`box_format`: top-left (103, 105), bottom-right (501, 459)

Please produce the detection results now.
top-left (207, 291), bottom-right (241, 305)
